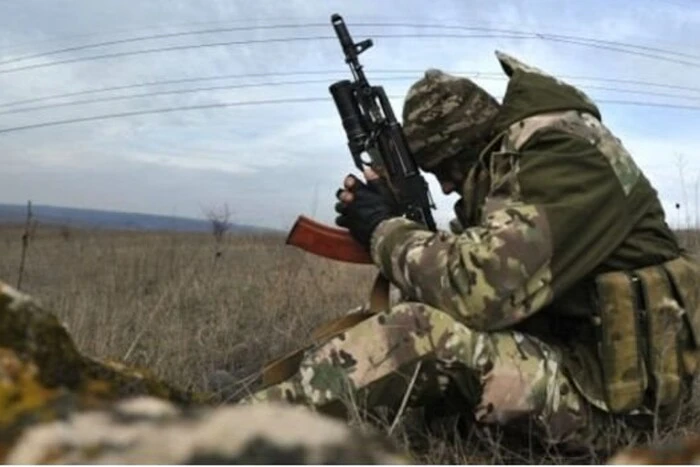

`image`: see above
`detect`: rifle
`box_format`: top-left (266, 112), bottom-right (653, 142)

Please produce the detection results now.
top-left (286, 13), bottom-right (437, 264)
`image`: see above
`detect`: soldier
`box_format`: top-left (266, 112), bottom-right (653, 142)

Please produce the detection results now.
top-left (241, 51), bottom-right (700, 452)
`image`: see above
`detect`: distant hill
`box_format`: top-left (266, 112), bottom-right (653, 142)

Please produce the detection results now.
top-left (0, 204), bottom-right (272, 234)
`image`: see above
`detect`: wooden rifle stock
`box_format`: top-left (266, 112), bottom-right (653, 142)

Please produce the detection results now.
top-left (286, 215), bottom-right (372, 264)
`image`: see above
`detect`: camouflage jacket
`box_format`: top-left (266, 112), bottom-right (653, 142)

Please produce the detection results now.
top-left (370, 52), bottom-right (682, 408)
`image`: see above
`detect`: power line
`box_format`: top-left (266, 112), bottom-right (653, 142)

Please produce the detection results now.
top-left (0, 77), bottom-right (388, 115)
top-left (0, 70), bottom-right (350, 108)
top-left (1, 16), bottom-right (332, 55)
top-left (362, 22), bottom-right (700, 62)
top-left (2, 31), bottom-right (700, 77)
top-left (2, 68), bottom-right (699, 110)
top-left (551, 74), bottom-right (700, 93)
top-left (0, 97), bottom-right (328, 134)
top-left (1, 95), bottom-right (699, 136)
top-left (0, 36), bottom-right (334, 75)
top-left (571, 84), bottom-right (695, 99)
top-left (4, 21), bottom-right (698, 67)
top-left (0, 23), bottom-right (329, 67)
top-left (1, 75), bottom-right (698, 117)
top-left (529, 35), bottom-right (700, 67)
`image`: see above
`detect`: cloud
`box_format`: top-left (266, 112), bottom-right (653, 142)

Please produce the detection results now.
top-left (0, 0), bottom-right (698, 230)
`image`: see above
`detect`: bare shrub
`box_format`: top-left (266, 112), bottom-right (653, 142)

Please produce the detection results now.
top-left (204, 204), bottom-right (232, 242)
top-left (59, 224), bottom-right (72, 242)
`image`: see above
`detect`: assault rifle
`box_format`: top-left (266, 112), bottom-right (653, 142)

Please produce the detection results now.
top-left (286, 14), bottom-right (437, 264)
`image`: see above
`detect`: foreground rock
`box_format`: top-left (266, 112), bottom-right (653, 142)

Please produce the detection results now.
top-left (8, 398), bottom-right (408, 464)
top-left (0, 281), bottom-right (409, 464)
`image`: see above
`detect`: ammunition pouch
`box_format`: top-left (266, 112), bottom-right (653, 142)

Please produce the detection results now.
top-left (593, 254), bottom-right (700, 414)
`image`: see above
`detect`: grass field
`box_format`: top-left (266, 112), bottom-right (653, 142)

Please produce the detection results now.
top-left (0, 224), bottom-right (375, 392)
top-left (3, 222), bottom-right (700, 463)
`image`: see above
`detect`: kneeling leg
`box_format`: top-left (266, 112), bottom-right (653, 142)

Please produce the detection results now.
top-left (240, 302), bottom-right (592, 448)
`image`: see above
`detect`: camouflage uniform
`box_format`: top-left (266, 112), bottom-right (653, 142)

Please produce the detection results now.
top-left (242, 52), bottom-right (699, 451)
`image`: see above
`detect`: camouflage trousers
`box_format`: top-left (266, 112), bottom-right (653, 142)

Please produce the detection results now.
top-left (240, 302), bottom-right (596, 449)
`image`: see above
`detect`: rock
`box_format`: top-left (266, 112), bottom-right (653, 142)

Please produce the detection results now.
top-left (8, 398), bottom-right (409, 464)
top-left (0, 282), bottom-right (203, 404)
top-left (0, 280), bottom-right (409, 464)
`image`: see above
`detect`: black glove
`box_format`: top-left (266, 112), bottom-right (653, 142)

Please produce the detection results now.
top-left (335, 175), bottom-right (399, 250)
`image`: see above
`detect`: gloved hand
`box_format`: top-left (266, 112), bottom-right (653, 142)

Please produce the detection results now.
top-left (335, 171), bottom-right (399, 250)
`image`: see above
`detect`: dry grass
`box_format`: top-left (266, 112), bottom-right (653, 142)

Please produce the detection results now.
top-left (3, 222), bottom-right (700, 464)
top-left (0, 224), bottom-right (374, 396)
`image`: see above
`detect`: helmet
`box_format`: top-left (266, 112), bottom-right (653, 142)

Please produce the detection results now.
top-left (402, 69), bottom-right (501, 170)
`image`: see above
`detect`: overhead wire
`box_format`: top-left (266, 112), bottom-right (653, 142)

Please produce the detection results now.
top-left (361, 23), bottom-right (700, 62)
top-left (0, 20), bottom-right (697, 134)
top-left (2, 15), bottom-right (434, 58)
top-left (1, 30), bottom-right (700, 76)
top-left (2, 68), bottom-right (700, 110)
top-left (0, 77), bottom-right (390, 115)
top-left (0, 16), bottom-right (330, 56)
top-left (0, 97), bottom-right (329, 135)
top-left (0, 70), bottom-right (352, 108)
top-left (2, 21), bottom-right (698, 67)
top-left (0, 23), bottom-right (330, 67)
top-left (0, 75), bottom-right (699, 117)
top-left (1, 95), bottom-right (700, 136)
top-left (0, 35), bottom-right (336, 75)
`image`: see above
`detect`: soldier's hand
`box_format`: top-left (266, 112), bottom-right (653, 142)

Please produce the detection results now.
top-left (335, 169), bottom-right (399, 250)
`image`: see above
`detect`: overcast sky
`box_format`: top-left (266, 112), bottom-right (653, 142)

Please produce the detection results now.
top-left (1, 0), bottom-right (699, 230)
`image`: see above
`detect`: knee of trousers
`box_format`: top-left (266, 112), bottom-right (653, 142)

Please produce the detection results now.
top-left (472, 332), bottom-right (591, 445)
